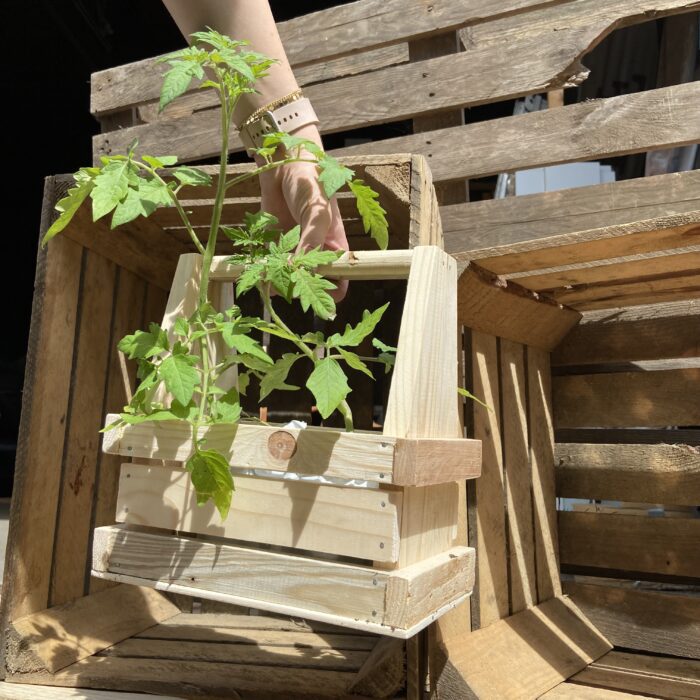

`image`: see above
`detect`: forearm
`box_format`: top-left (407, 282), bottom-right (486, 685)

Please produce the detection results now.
top-left (162, 0), bottom-right (299, 124)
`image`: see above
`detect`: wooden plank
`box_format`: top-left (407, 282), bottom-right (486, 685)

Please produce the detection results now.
top-left (5, 585), bottom-right (178, 674)
top-left (572, 651), bottom-right (700, 700)
top-left (457, 264), bottom-right (581, 352)
top-left (438, 596), bottom-right (611, 699)
top-left (552, 301), bottom-right (700, 365)
top-left (470, 332), bottom-right (508, 628)
top-left (334, 81), bottom-right (700, 186)
top-left (466, 212), bottom-right (700, 277)
top-left (540, 682), bottom-right (649, 699)
top-left (555, 428), bottom-right (700, 446)
top-left (50, 251), bottom-right (117, 607)
top-left (501, 339), bottom-right (537, 613)
top-left (512, 249), bottom-right (700, 292)
top-left (90, 0), bottom-right (554, 114)
top-left (528, 347), bottom-right (561, 601)
top-left (383, 246), bottom-right (461, 567)
top-left (556, 443), bottom-right (700, 506)
top-left (92, 525), bottom-right (473, 637)
top-left (442, 169), bottom-right (700, 253)
top-left (116, 463), bottom-right (403, 562)
top-left (564, 581), bottom-right (700, 660)
top-left (94, 5), bottom-right (700, 164)
top-left (59, 187), bottom-right (188, 291)
top-left (0, 177), bottom-right (83, 636)
top-left (553, 368), bottom-right (700, 428)
top-left (0, 682), bottom-right (181, 699)
top-left (102, 414), bottom-right (480, 485)
top-left (409, 154), bottom-right (443, 248)
top-left (559, 511), bottom-right (700, 579)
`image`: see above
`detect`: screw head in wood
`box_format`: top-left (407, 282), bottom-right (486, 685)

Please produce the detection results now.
top-left (267, 430), bottom-right (298, 460)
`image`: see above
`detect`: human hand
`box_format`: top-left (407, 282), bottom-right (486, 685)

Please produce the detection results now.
top-left (253, 123), bottom-right (349, 302)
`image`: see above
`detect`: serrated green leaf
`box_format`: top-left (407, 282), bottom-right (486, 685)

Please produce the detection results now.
top-left (159, 354), bottom-right (200, 405)
top-left (337, 348), bottom-right (373, 378)
top-left (292, 268), bottom-right (337, 320)
top-left (185, 449), bottom-right (234, 520)
top-left (372, 337), bottom-right (397, 353)
top-left (42, 176), bottom-right (95, 247)
top-left (137, 176), bottom-right (173, 208)
top-left (142, 155), bottom-right (178, 169)
top-left (457, 386), bottom-right (493, 412)
top-left (349, 179), bottom-right (389, 250)
top-left (307, 358), bottom-right (351, 420)
top-left (111, 187), bottom-right (148, 228)
top-left (237, 372), bottom-right (251, 396)
top-left (250, 320), bottom-right (298, 343)
top-left (173, 166), bottom-right (212, 186)
top-left (119, 410), bottom-right (180, 425)
top-left (317, 156), bottom-right (354, 198)
top-left (221, 329), bottom-right (272, 365)
top-left (236, 264), bottom-right (264, 296)
top-left (159, 61), bottom-right (203, 114)
top-left (329, 303), bottom-right (389, 348)
top-left (118, 323), bottom-right (168, 360)
top-left (91, 160), bottom-right (130, 221)
top-left (173, 317), bottom-right (189, 337)
top-left (295, 247), bottom-right (344, 269)
top-left (265, 256), bottom-right (293, 300)
top-left (278, 226), bottom-right (301, 253)
top-left (259, 353), bottom-right (303, 401)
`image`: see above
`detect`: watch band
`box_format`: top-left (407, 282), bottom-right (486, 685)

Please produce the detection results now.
top-left (238, 97), bottom-right (319, 154)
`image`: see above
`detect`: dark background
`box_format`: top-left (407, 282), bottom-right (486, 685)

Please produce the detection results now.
top-left (0, 1), bottom-right (680, 496)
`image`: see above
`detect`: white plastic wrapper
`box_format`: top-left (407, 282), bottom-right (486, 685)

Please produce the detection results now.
top-left (234, 420), bottom-right (377, 489)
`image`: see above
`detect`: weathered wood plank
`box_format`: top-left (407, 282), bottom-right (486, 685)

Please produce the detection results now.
top-left (0, 682), bottom-right (181, 699)
top-left (572, 651), bottom-right (700, 700)
top-left (552, 301), bottom-right (700, 365)
top-left (529, 347), bottom-right (561, 602)
top-left (5, 585), bottom-right (178, 675)
top-left (442, 169), bottom-right (700, 253)
top-left (457, 265), bottom-right (581, 352)
top-left (540, 682), bottom-right (648, 699)
top-left (559, 511), bottom-right (700, 579)
top-left (438, 596), bottom-right (611, 699)
top-left (553, 368), bottom-right (700, 428)
top-left (116, 463), bottom-right (403, 562)
top-left (470, 332), bottom-right (508, 628)
top-left (556, 443), bottom-right (700, 505)
top-left (50, 251), bottom-right (117, 607)
top-left (501, 339), bottom-right (537, 613)
top-left (335, 81), bottom-right (700, 186)
top-left (92, 525), bottom-right (473, 637)
top-left (0, 177), bottom-right (83, 635)
top-left (564, 581), bottom-right (700, 659)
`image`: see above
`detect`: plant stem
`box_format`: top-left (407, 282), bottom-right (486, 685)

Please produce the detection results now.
top-left (223, 158), bottom-right (319, 191)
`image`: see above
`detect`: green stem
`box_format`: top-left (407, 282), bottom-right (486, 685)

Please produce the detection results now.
top-left (223, 158), bottom-right (319, 192)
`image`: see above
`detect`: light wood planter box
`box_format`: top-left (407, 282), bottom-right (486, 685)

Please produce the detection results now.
top-left (91, 170), bottom-right (481, 637)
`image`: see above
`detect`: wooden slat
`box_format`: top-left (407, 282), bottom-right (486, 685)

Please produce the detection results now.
top-left (528, 347), bottom-right (561, 601)
top-left (470, 332), bottom-right (508, 627)
top-left (572, 651), bottom-right (700, 700)
top-left (0, 682), bottom-right (181, 699)
top-left (555, 427), bottom-right (700, 446)
top-left (102, 414), bottom-right (480, 485)
top-left (335, 81), bottom-right (700, 186)
top-left (559, 511), bottom-right (700, 579)
top-left (564, 581), bottom-right (700, 660)
top-left (0, 177), bottom-right (83, 636)
top-left (552, 301), bottom-right (700, 366)
top-left (116, 463), bottom-right (402, 562)
top-left (92, 525), bottom-right (474, 637)
top-left (435, 596), bottom-right (611, 699)
top-left (442, 169), bottom-right (700, 253)
top-left (556, 443), bottom-right (700, 505)
top-left (501, 339), bottom-right (537, 613)
top-left (540, 682), bottom-right (649, 699)
top-left (90, 0), bottom-right (555, 115)
top-left (5, 585), bottom-right (178, 674)
top-left (50, 251), bottom-right (117, 607)
top-left (457, 265), bottom-right (581, 352)
top-left (553, 368), bottom-right (700, 428)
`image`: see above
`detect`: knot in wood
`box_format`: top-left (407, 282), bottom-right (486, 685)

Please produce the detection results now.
top-left (267, 430), bottom-right (297, 460)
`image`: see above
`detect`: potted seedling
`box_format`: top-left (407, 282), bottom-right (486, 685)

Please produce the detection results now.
top-left (41, 28), bottom-right (396, 520)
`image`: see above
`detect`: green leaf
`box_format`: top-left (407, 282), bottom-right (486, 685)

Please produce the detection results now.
top-left (307, 358), bottom-right (351, 420)
top-left (337, 348), bottom-right (373, 378)
top-left (159, 61), bottom-right (203, 114)
top-left (317, 156), bottom-right (354, 198)
top-left (142, 155), bottom-right (178, 169)
top-left (236, 264), bottom-right (264, 296)
top-left (237, 372), bottom-right (251, 396)
top-left (292, 268), bottom-right (337, 320)
top-left (213, 387), bottom-right (242, 423)
top-left (99, 417), bottom-right (125, 434)
top-left (250, 320), bottom-right (298, 343)
top-left (349, 179), bottom-right (389, 250)
top-left (110, 187), bottom-right (147, 228)
top-left (329, 303), bottom-right (389, 348)
top-left (173, 166), bottom-right (212, 186)
top-left (457, 387), bottom-right (493, 412)
top-left (118, 323), bottom-right (168, 360)
top-left (91, 160), bottom-right (130, 221)
top-left (265, 256), bottom-right (293, 300)
top-left (42, 175), bottom-right (95, 247)
top-left (295, 247), bottom-right (344, 269)
top-left (259, 353), bottom-right (303, 400)
top-left (221, 330), bottom-right (272, 365)
top-left (159, 354), bottom-right (200, 405)
top-left (185, 449), bottom-right (234, 520)
top-left (173, 317), bottom-right (189, 337)
top-left (278, 226), bottom-right (301, 253)
top-left (372, 337), bottom-right (397, 353)
top-left (119, 410), bottom-right (180, 425)
top-left (137, 176), bottom-right (174, 207)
